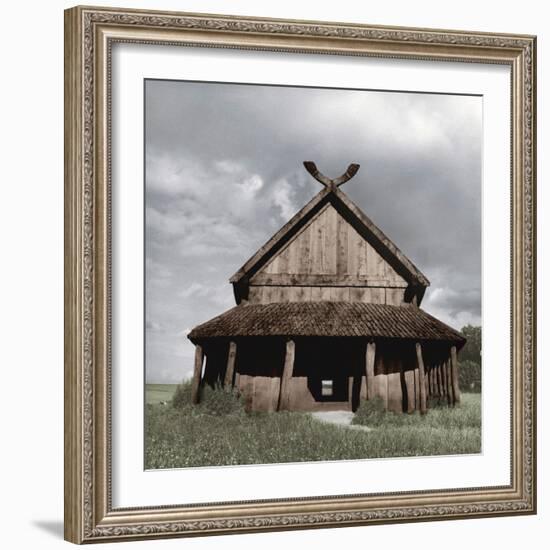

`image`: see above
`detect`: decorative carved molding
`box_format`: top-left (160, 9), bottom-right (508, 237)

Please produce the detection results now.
top-left (90, 500), bottom-right (531, 539)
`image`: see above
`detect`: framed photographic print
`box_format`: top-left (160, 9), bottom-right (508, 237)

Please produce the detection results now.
top-left (64, 5), bottom-right (536, 544)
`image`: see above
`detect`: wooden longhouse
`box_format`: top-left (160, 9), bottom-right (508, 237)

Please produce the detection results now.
top-left (188, 162), bottom-right (465, 414)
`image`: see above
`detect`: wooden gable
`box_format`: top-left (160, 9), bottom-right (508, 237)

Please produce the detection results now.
top-left (230, 172), bottom-right (429, 307)
top-left (252, 203), bottom-right (407, 287)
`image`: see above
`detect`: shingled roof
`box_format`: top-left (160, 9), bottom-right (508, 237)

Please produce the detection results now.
top-left (188, 302), bottom-right (465, 344)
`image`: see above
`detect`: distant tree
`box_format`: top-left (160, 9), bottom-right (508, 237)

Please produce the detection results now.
top-left (458, 325), bottom-right (482, 392)
top-left (460, 325), bottom-right (481, 364)
top-left (458, 360), bottom-right (481, 393)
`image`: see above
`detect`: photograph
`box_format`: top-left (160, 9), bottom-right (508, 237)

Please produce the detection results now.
top-left (144, 79), bottom-right (483, 470)
top-left (62, 4), bottom-right (536, 543)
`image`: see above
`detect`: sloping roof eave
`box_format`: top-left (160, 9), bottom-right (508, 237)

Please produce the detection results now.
top-left (187, 302), bottom-right (465, 345)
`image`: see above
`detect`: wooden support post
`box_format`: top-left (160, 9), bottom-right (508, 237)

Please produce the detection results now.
top-left (374, 373), bottom-right (388, 410)
top-left (387, 370), bottom-right (402, 413)
top-left (359, 375), bottom-right (367, 401)
top-left (427, 368), bottom-right (431, 397)
top-left (191, 344), bottom-right (204, 405)
top-left (445, 359), bottom-right (454, 406)
top-left (404, 369), bottom-right (416, 413)
top-left (414, 368), bottom-right (420, 409)
top-left (224, 341), bottom-right (237, 387)
top-left (415, 343), bottom-right (427, 414)
top-left (348, 377), bottom-right (354, 409)
top-left (441, 361), bottom-right (447, 397)
top-left (278, 339), bottom-right (295, 411)
top-left (426, 366), bottom-right (432, 397)
top-left (365, 341), bottom-right (376, 400)
top-left (434, 366), bottom-right (440, 397)
top-left (450, 346), bottom-right (461, 404)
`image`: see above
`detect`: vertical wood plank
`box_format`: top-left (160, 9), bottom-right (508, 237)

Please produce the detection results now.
top-left (415, 342), bottom-right (427, 414)
top-left (385, 288), bottom-right (403, 306)
top-left (269, 377), bottom-right (280, 412)
top-left (365, 341), bottom-right (376, 400)
top-left (336, 214), bottom-right (348, 275)
top-left (287, 232), bottom-right (299, 274)
top-left (278, 339), bottom-right (295, 411)
top-left (445, 358), bottom-right (454, 406)
top-left (191, 344), bottom-right (204, 405)
top-left (325, 205), bottom-right (337, 274)
top-left (241, 375), bottom-right (254, 412)
top-left (404, 369), bottom-right (416, 413)
top-left (279, 286), bottom-right (292, 303)
top-left (330, 287), bottom-right (349, 301)
top-left (360, 375), bottom-right (367, 401)
top-left (320, 286), bottom-right (332, 301)
top-left (311, 286), bottom-right (322, 301)
top-left (247, 286), bottom-right (260, 304)
top-left (371, 288), bottom-right (385, 304)
top-left (425, 368), bottom-right (430, 405)
top-left (277, 242), bottom-right (289, 274)
top-left (436, 363), bottom-right (443, 397)
top-left (450, 346), bottom-right (461, 404)
top-left (425, 366), bottom-right (431, 397)
top-left (414, 367), bottom-right (420, 410)
top-left (357, 237), bottom-right (368, 276)
top-left (224, 341), bottom-right (237, 387)
top-left (265, 255), bottom-right (278, 274)
top-left (387, 371), bottom-right (402, 413)
top-left (287, 286), bottom-right (300, 301)
top-left (312, 220), bottom-right (323, 274)
top-left (350, 287), bottom-right (364, 302)
top-left (347, 225), bottom-right (358, 276)
top-left (374, 372), bottom-right (388, 410)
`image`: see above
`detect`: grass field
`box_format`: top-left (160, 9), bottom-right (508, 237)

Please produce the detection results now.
top-left (146, 384), bottom-right (179, 405)
top-left (145, 383), bottom-right (481, 469)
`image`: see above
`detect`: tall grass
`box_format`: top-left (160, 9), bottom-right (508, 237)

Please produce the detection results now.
top-left (145, 384), bottom-right (481, 469)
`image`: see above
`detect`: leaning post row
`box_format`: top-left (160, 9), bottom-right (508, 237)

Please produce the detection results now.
top-left (190, 339), bottom-right (461, 411)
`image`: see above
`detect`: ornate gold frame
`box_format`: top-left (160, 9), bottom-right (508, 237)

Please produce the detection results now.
top-left (64, 5), bottom-right (537, 544)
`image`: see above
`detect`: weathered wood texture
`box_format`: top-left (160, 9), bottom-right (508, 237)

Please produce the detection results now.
top-left (287, 377), bottom-right (352, 412)
top-left (252, 204), bottom-right (407, 292)
top-left (248, 285), bottom-right (405, 305)
top-left (450, 346), bottom-right (461, 404)
top-left (278, 340), bottom-right (295, 410)
top-left (360, 375), bottom-right (367, 401)
top-left (404, 369), bottom-right (416, 413)
top-left (191, 345), bottom-right (204, 404)
top-left (437, 363), bottom-right (444, 397)
top-left (415, 343), bottom-right (427, 414)
top-left (387, 372), bottom-right (402, 413)
top-left (236, 375), bottom-right (280, 412)
top-left (224, 341), bottom-right (237, 387)
top-left (365, 341), bottom-right (376, 400)
top-left (414, 367), bottom-right (420, 407)
top-left (445, 358), bottom-right (454, 406)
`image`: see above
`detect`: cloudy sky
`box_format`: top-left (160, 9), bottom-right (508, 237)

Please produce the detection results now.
top-left (145, 79), bottom-right (481, 384)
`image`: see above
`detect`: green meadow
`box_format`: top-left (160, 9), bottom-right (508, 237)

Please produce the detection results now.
top-left (145, 382), bottom-right (481, 470)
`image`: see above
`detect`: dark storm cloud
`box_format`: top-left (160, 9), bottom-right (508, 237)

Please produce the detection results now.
top-left (145, 79), bottom-right (482, 383)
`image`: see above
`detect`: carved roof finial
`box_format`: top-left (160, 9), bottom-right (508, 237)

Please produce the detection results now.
top-left (303, 161), bottom-right (360, 190)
